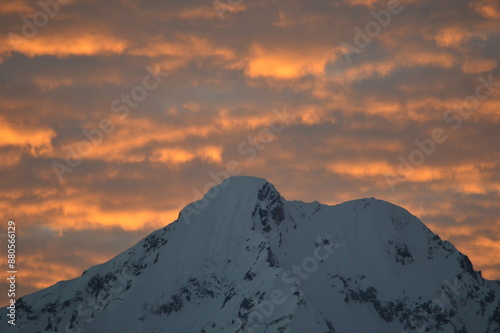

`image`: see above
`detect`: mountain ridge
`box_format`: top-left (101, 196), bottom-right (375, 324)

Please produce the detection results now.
top-left (2, 176), bottom-right (499, 333)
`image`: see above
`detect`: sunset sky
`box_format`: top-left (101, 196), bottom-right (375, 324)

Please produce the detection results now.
top-left (0, 0), bottom-right (499, 304)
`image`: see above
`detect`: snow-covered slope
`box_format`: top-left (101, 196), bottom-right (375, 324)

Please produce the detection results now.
top-left (2, 176), bottom-right (499, 332)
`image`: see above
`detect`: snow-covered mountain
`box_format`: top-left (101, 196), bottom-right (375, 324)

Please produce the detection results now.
top-left (2, 176), bottom-right (499, 332)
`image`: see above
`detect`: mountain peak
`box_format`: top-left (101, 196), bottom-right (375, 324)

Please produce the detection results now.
top-left (178, 176), bottom-right (280, 225)
top-left (2, 178), bottom-right (499, 333)
top-left (221, 175), bottom-right (269, 188)
top-left (211, 176), bottom-right (275, 200)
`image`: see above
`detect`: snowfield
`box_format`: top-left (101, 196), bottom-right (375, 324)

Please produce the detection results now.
top-left (1, 176), bottom-right (499, 332)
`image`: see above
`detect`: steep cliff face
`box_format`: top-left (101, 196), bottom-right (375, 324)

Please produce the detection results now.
top-left (2, 176), bottom-right (499, 333)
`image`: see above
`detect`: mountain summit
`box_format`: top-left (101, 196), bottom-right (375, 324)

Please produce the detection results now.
top-left (2, 176), bottom-right (499, 332)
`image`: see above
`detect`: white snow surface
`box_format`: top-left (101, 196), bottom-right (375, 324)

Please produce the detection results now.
top-left (1, 176), bottom-right (499, 333)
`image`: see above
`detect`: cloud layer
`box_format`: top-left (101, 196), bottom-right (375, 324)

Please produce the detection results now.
top-left (0, 0), bottom-right (499, 302)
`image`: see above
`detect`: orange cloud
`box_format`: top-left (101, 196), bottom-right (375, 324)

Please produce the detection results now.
top-left (1, 193), bottom-right (180, 231)
top-left (323, 137), bottom-right (403, 152)
top-left (0, 150), bottom-right (22, 168)
top-left (327, 61), bottom-right (396, 83)
top-left (48, 117), bottom-right (217, 163)
top-left (423, 222), bottom-right (500, 280)
top-left (33, 76), bottom-right (74, 92)
top-left (327, 161), bottom-right (394, 178)
top-left (433, 26), bottom-right (484, 48)
top-left (19, 255), bottom-right (84, 291)
top-left (0, 1), bottom-right (33, 15)
top-left (50, 109), bottom-right (302, 166)
top-left (128, 34), bottom-right (235, 59)
top-left (470, 0), bottom-right (500, 19)
top-left (388, 163), bottom-right (498, 193)
top-left (461, 58), bottom-right (498, 73)
top-left (245, 44), bottom-right (332, 79)
top-left (343, 0), bottom-right (381, 6)
top-left (479, 99), bottom-right (500, 121)
top-left (5, 33), bottom-right (128, 57)
top-left (150, 145), bottom-right (222, 165)
top-left (0, 117), bottom-right (55, 155)
top-left (396, 50), bottom-right (456, 68)
top-left (215, 109), bottom-right (282, 130)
